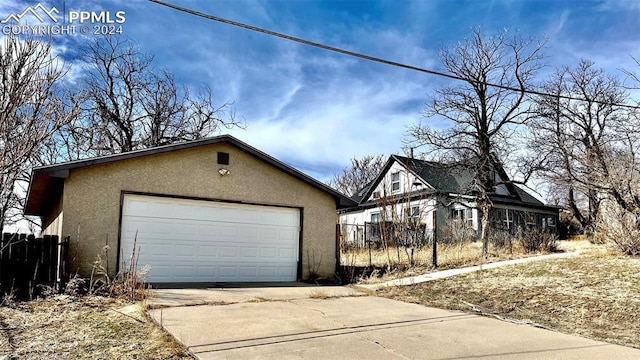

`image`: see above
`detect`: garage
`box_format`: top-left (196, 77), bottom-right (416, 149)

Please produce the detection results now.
top-left (120, 194), bottom-right (300, 283)
top-left (26, 135), bottom-right (357, 281)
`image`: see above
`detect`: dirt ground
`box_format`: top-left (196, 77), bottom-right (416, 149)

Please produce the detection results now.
top-left (0, 295), bottom-right (193, 360)
top-left (377, 242), bottom-right (640, 349)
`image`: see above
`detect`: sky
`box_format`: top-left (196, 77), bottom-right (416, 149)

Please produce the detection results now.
top-left (1, 0), bottom-right (639, 186)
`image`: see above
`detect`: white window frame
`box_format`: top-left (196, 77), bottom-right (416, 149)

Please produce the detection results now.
top-left (503, 209), bottom-right (513, 229)
top-left (464, 208), bottom-right (473, 228)
top-left (452, 208), bottom-right (473, 228)
top-left (391, 172), bottom-right (400, 192)
top-left (547, 216), bottom-right (556, 228)
top-left (370, 212), bottom-right (380, 223)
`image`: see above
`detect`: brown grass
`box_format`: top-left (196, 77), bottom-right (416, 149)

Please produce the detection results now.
top-left (0, 295), bottom-right (193, 359)
top-left (343, 240), bottom-right (555, 283)
top-left (377, 246), bottom-right (640, 349)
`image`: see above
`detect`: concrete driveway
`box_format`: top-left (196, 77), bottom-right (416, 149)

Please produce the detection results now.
top-left (149, 285), bottom-right (640, 360)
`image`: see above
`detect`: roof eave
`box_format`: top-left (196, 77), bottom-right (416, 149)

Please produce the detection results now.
top-left (24, 135), bottom-right (356, 215)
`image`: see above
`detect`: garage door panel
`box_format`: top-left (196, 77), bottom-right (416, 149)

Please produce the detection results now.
top-left (174, 266), bottom-right (195, 277)
top-left (278, 248), bottom-right (296, 259)
top-left (197, 266), bottom-right (215, 277)
top-left (198, 245), bottom-right (218, 257)
top-left (260, 247), bottom-right (277, 258)
top-left (240, 266), bottom-right (257, 277)
top-left (241, 247), bottom-right (258, 258)
top-left (121, 195), bottom-right (300, 282)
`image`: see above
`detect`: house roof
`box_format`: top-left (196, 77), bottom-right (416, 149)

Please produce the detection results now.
top-left (351, 154), bottom-right (551, 210)
top-left (25, 134), bottom-right (357, 216)
top-left (393, 155), bottom-right (476, 194)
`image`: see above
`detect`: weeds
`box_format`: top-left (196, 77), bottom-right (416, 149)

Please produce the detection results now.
top-left (515, 227), bottom-right (558, 253)
top-left (308, 289), bottom-right (330, 299)
top-left (305, 249), bottom-right (323, 280)
top-left (596, 204), bottom-right (640, 256)
top-left (68, 232), bottom-right (149, 301)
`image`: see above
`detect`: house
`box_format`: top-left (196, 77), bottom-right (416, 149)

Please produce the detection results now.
top-left (25, 135), bottom-right (356, 283)
top-left (339, 155), bottom-right (559, 246)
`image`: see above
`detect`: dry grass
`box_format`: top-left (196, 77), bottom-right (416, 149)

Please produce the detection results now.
top-left (377, 245), bottom-right (640, 349)
top-left (0, 295), bottom-right (193, 359)
top-left (343, 240), bottom-right (553, 283)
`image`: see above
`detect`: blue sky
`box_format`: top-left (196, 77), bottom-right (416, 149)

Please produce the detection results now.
top-left (2, 0), bottom-right (639, 183)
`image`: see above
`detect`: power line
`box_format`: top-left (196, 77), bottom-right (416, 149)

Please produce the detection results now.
top-left (149, 0), bottom-right (640, 110)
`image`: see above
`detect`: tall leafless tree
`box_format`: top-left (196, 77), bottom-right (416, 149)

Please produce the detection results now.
top-left (330, 154), bottom-right (385, 197)
top-left (76, 36), bottom-right (242, 156)
top-left (407, 27), bottom-right (547, 254)
top-left (0, 36), bottom-right (78, 232)
top-left (529, 60), bottom-right (629, 235)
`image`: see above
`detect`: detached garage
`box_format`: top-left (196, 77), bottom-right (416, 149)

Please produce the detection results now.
top-left (25, 135), bottom-right (356, 283)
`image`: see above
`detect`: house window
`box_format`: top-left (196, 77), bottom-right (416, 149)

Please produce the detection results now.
top-left (404, 206), bottom-right (421, 221)
top-left (526, 213), bottom-right (535, 227)
top-left (464, 209), bottom-right (473, 227)
top-left (503, 209), bottom-right (513, 229)
top-left (452, 208), bottom-right (473, 227)
top-left (373, 191), bottom-right (380, 199)
top-left (391, 172), bottom-right (400, 192)
top-left (370, 213), bottom-right (380, 223)
top-left (411, 206), bottom-right (421, 219)
top-left (542, 216), bottom-right (556, 229)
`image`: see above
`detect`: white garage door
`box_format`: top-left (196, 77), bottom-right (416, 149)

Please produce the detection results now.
top-left (120, 194), bottom-right (300, 282)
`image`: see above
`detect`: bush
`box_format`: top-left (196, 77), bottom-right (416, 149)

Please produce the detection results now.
top-left (596, 204), bottom-right (640, 256)
top-left (489, 229), bottom-right (513, 251)
top-left (517, 227), bottom-right (558, 253)
top-left (441, 219), bottom-right (476, 246)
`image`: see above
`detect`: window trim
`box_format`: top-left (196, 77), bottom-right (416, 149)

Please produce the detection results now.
top-left (503, 209), bottom-right (513, 229)
top-left (370, 212), bottom-right (381, 223)
top-left (391, 172), bottom-right (400, 192)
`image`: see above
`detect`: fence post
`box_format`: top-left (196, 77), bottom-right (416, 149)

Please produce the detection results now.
top-left (432, 211), bottom-right (438, 268)
top-left (58, 236), bottom-right (70, 291)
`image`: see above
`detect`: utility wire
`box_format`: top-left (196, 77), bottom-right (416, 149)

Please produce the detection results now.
top-left (149, 0), bottom-right (640, 110)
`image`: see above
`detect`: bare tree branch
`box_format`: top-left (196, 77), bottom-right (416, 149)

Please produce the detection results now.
top-left (0, 36), bottom-right (78, 232)
top-left (406, 27), bottom-right (547, 254)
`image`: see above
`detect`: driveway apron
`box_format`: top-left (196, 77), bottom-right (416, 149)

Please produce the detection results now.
top-left (149, 287), bottom-right (640, 360)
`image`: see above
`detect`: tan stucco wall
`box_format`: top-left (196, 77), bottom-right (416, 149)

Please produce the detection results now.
top-left (60, 143), bottom-right (337, 280)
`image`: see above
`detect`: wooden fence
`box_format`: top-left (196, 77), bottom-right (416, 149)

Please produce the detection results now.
top-left (0, 233), bottom-right (69, 301)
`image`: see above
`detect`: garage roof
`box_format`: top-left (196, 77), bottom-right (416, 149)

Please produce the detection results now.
top-left (25, 135), bottom-right (357, 215)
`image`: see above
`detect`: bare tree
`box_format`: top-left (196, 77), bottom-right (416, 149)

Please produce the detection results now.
top-left (0, 36), bottom-right (77, 232)
top-left (529, 60), bottom-right (629, 235)
top-left (407, 27), bottom-right (547, 254)
top-left (330, 154), bottom-right (385, 196)
top-left (77, 36), bottom-right (242, 155)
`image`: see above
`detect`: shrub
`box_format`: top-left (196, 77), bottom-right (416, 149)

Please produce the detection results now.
top-left (596, 204), bottom-right (640, 256)
top-left (517, 227), bottom-right (558, 253)
top-left (489, 229), bottom-right (512, 251)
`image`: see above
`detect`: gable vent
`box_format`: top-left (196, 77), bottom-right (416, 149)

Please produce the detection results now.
top-left (217, 152), bottom-right (230, 165)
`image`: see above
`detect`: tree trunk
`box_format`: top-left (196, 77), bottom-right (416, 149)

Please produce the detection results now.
top-left (479, 198), bottom-right (492, 256)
